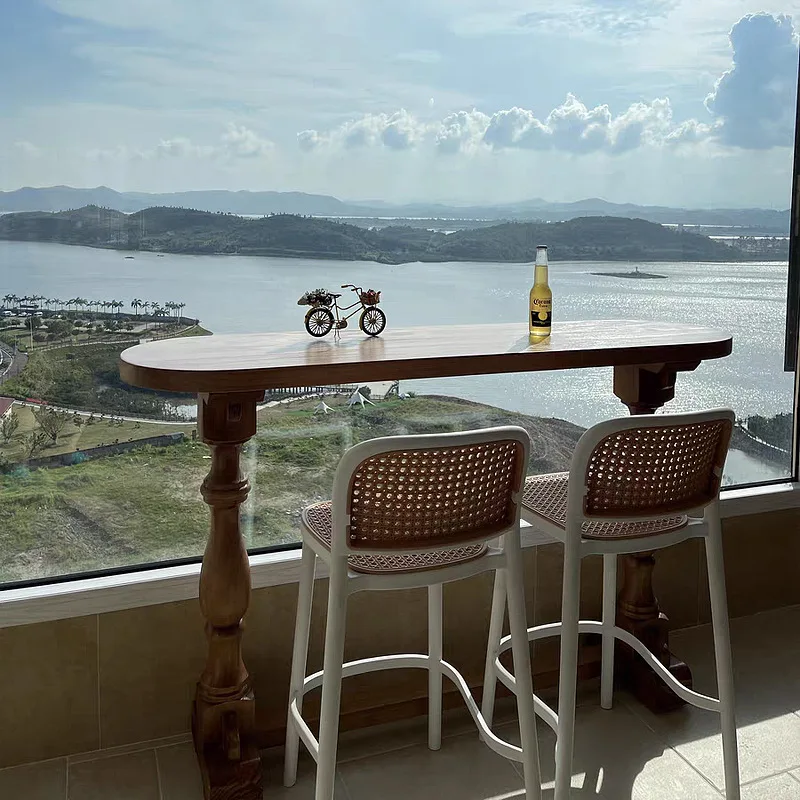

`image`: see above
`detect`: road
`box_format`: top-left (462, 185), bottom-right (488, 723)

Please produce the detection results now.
top-left (0, 342), bottom-right (28, 381)
top-left (11, 399), bottom-right (196, 426)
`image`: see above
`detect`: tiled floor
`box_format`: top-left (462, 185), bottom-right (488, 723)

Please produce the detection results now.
top-left (3, 604), bottom-right (800, 799)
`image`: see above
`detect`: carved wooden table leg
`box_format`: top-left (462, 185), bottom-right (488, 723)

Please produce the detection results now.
top-left (611, 364), bottom-right (698, 713)
top-left (193, 391), bottom-right (264, 800)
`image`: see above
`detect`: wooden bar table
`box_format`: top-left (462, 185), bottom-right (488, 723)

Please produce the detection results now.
top-left (120, 320), bottom-right (732, 799)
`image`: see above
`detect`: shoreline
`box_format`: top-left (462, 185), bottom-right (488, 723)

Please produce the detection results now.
top-left (0, 237), bottom-right (762, 265)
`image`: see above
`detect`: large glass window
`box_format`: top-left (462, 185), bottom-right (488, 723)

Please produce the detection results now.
top-left (0, 3), bottom-right (797, 585)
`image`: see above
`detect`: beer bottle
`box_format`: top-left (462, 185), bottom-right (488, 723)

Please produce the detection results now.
top-left (529, 245), bottom-right (552, 339)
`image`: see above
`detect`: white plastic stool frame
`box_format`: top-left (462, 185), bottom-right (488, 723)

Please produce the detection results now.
top-left (483, 409), bottom-right (741, 800)
top-left (283, 426), bottom-right (543, 800)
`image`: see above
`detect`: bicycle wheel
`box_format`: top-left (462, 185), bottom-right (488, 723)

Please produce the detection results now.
top-left (359, 307), bottom-right (386, 336)
top-left (305, 307), bottom-right (334, 337)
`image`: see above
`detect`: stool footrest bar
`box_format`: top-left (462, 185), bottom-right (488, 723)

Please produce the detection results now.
top-left (496, 621), bottom-right (721, 713)
top-left (290, 653), bottom-right (530, 763)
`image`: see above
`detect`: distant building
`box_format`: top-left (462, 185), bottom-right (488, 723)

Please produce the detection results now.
top-left (0, 397), bottom-right (14, 419)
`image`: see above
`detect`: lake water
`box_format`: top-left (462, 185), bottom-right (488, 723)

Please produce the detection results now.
top-left (1, 240), bottom-right (793, 483)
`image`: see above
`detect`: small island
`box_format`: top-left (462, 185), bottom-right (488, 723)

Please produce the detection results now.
top-left (591, 265), bottom-right (667, 279)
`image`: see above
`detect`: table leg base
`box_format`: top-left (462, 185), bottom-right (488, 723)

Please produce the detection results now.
top-left (192, 692), bottom-right (263, 800)
top-left (615, 611), bottom-right (693, 714)
top-left (621, 649), bottom-right (692, 714)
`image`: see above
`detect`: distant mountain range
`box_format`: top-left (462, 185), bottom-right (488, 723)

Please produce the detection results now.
top-left (0, 185), bottom-right (789, 233)
top-left (0, 205), bottom-right (762, 264)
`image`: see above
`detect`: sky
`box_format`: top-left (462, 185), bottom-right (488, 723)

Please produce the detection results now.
top-left (1, 0), bottom-right (799, 207)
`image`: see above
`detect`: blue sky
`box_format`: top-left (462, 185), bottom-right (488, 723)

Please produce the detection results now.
top-left (0, 0), bottom-right (798, 207)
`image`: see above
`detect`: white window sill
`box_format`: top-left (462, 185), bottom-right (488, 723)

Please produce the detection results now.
top-left (1, 481), bottom-right (798, 629)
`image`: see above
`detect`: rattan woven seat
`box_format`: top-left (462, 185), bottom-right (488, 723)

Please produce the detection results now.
top-left (522, 473), bottom-right (688, 540)
top-left (302, 502), bottom-right (487, 574)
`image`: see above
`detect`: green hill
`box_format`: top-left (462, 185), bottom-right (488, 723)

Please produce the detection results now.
top-left (0, 205), bottom-right (752, 263)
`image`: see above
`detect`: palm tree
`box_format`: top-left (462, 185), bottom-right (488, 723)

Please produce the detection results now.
top-left (131, 298), bottom-right (143, 316)
top-left (2, 294), bottom-right (13, 308)
top-left (113, 300), bottom-right (124, 315)
top-left (177, 301), bottom-right (186, 320)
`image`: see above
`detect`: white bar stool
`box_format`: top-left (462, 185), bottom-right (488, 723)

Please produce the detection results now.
top-left (283, 426), bottom-right (543, 800)
top-left (483, 409), bottom-right (740, 800)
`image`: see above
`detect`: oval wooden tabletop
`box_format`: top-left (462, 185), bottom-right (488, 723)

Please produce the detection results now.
top-left (119, 321), bottom-right (732, 394)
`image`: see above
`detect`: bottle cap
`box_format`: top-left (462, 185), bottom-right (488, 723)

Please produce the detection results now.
top-left (536, 245), bottom-right (548, 250)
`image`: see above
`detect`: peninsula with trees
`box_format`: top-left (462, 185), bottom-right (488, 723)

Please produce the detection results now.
top-left (0, 205), bottom-right (776, 263)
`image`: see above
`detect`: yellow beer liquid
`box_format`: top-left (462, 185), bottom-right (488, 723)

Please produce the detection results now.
top-left (529, 263), bottom-right (552, 339)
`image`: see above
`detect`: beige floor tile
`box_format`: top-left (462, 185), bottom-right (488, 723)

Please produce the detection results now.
top-left (68, 750), bottom-right (160, 800)
top-left (741, 773), bottom-right (800, 799)
top-left (501, 703), bottom-right (722, 799)
top-left (791, 768), bottom-right (800, 782)
top-left (333, 695), bottom-right (521, 764)
top-left (70, 733), bottom-right (192, 766)
top-left (156, 743), bottom-right (203, 800)
top-left (339, 729), bottom-right (525, 800)
top-left (0, 758), bottom-right (67, 800)
top-left (262, 745), bottom-right (350, 799)
top-left (623, 608), bottom-right (800, 789)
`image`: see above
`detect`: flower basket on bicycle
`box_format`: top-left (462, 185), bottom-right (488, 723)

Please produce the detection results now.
top-left (297, 288), bottom-right (333, 307)
top-left (302, 283), bottom-right (387, 338)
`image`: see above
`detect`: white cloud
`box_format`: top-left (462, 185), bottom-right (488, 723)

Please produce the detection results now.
top-left (445, 0), bottom-right (678, 39)
top-left (482, 107), bottom-right (549, 150)
top-left (300, 110), bottom-right (429, 151)
top-left (705, 12), bottom-right (799, 149)
top-left (297, 130), bottom-right (324, 152)
top-left (545, 95), bottom-right (612, 153)
top-left (665, 118), bottom-right (715, 147)
top-left (480, 95), bottom-right (684, 154)
top-left (435, 110), bottom-right (490, 153)
top-left (609, 98), bottom-right (673, 153)
top-left (220, 123), bottom-right (274, 158)
top-left (86, 125), bottom-right (273, 162)
top-left (13, 141), bottom-right (43, 158)
top-left (307, 95), bottom-right (696, 156)
top-left (86, 144), bottom-right (143, 162)
top-left (297, 11), bottom-right (799, 158)
top-left (516, 0), bottom-right (678, 38)
top-left (155, 137), bottom-right (215, 159)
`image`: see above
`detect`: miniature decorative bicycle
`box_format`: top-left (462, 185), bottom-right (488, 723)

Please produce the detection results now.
top-left (297, 284), bottom-right (386, 337)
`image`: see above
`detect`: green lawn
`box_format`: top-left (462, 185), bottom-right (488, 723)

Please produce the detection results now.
top-left (0, 395), bottom-right (584, 584)
top-left (0, 404), bottom-right (195, 462)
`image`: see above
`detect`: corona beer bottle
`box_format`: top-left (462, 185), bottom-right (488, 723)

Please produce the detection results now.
top-left (529, 245), bottom-right (552, 339)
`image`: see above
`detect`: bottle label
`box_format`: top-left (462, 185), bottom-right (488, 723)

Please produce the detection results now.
top-left (530, 299), bottom-right (552, 328)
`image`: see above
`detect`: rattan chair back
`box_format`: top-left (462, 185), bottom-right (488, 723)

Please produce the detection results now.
top-left (569, 409), bottom-right (734, 520)
top-left (331, 427), bottom-right (530, 553)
